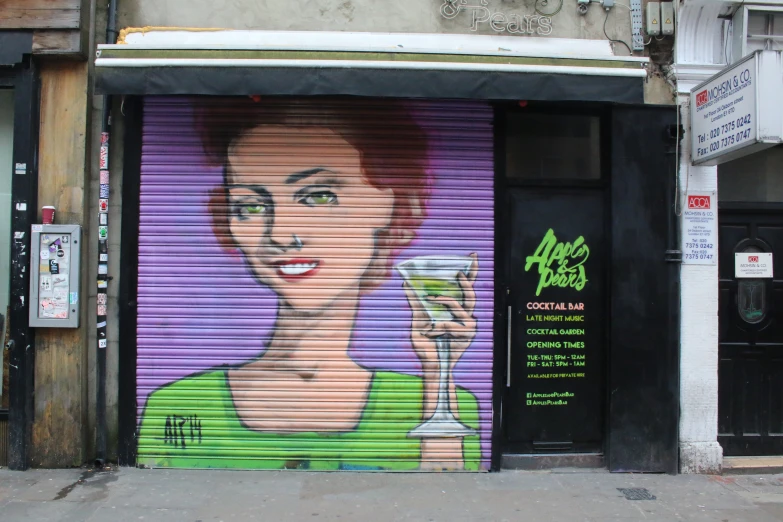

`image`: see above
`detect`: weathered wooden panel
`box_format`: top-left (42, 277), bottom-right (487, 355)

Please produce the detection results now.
top-left (32, 30), bottom-right (83, 56)
top-left (31, 61), bottom-right (89, 468)
top-left (0, 1), bottom-right (80, 7)
top-left (0, 0), bottom-right (81, 30)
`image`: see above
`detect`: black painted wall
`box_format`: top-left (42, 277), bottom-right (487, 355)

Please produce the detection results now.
top-left (608, 105), bottom-right (679, 473)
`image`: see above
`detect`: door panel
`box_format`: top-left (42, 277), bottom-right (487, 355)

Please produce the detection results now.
top-left (718, 209), bottom-right (783, 455)
top-left (503, 188), bottom-right (605, 452)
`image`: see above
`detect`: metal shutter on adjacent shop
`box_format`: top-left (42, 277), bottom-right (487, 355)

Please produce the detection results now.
top-left (135, 97), bottom-right (494, 471)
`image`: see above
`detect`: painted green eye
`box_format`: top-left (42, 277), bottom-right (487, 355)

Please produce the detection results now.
top-left (245, 205), bottom-right (264, 214)
top-left (302, 192), bottom-right (337, 206)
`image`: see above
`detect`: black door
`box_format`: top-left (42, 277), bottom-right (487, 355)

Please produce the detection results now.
top-left (503, 188), bottom-right (605, 453)
top-left (719, 207), bottom-right (783, 456)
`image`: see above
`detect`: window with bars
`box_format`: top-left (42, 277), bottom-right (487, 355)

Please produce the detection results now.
top-left (746, 10), bottom-right (783, 52)
top-left (730, 6), bottom-right (783, 63)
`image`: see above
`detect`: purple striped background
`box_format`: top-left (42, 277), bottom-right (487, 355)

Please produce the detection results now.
top-left (137, 97), bottom-right (495, 468)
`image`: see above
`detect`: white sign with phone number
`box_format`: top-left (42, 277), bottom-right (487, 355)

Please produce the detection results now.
top-left (682, 192), bottom-right (717, 265)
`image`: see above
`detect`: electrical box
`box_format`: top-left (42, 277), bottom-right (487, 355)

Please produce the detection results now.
top-left (29, 224), bottom-right (81, 328)
top-left (646, 2), bottom-right (661, 36)
top-left (661, 2), bottom-right (675, 35)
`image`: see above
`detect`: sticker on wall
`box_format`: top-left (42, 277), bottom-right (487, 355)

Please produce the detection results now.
top-left (682, 192), bottom-right (717, 265)
top-left (49, 260), bottom-right (59, 275)
top-left (97, 293), bottom-right (107, 305)
top-left (98, 226), bottom-right (108, 240)
top-left (40, 289), bottom-right (68, 319)
top-left (62, 235), bottom-right (69, 244)
top-left (41, 234), bottom-right (51, 244)
top-left (97, 280), bottom-right (108, 289)
top-left (99, 339), bottom-right (107, 348)
top-left (16, 203), bottom-right (27, 211)
top-left (40, 275), bottom-right (52, 292)
top-left (14, 163), bottom-right (26, 175)
top-left (99, 184), bottom-right (110, 199)
top-left (52, 274), bottom-right (68, 287)
top-left (99, 253), bottom-right (108, 262)
top-left (100, 132), bottom-right (109, 170)
top-left (99, 213), bottom-right (108, 225)
top-left (40, 249), bottom-right (50, 260)
top-left (69, 292), bottom-right (78, 304)
top-left (100, 170), bottom-right (110, 184)
top-left (99, 199), bottom-right (108, 213)
top-left (98, 264), bottom-right (108, 275)
top-left (54, 287), bottom-right (67, 301)
top-left (97, 304), bottom-right (107, 316)
top-left (735, 252), bottom-right (774, 278)
top-left (32, 224), bottom-right (42, 232)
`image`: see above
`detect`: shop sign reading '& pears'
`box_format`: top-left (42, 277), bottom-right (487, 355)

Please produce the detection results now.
top-left (440, 0), bottom-right (553, 35)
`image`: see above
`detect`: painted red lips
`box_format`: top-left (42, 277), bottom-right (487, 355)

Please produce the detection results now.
top-left (274, 259), bottom-right (320, 282)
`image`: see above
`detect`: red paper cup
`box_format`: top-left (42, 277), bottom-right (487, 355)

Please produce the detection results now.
top-left (42, 206), bottom-right (56, 225)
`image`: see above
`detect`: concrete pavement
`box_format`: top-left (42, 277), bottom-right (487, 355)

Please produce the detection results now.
top-left (2, 467), bottom-right (783, 521)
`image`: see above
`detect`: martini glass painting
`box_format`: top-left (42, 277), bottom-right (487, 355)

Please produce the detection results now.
top-left (396, 255), bottom-right (478, 438)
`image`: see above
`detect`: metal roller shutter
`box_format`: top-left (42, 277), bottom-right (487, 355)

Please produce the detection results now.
top-left (135, 97), bottom-right (494, 471)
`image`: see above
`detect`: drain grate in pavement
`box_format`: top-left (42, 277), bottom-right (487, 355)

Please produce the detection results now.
top-left (617, 488), bottom-right (657, 500)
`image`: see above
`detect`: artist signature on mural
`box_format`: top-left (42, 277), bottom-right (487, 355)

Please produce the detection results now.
top-left (525, 228), bottom-right (589, 296)
top-left (163, 414), bottom-right (203, 448)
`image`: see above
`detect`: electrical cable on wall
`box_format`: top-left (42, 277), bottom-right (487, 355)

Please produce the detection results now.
top-left (603, 8), bottom-right (634, 54)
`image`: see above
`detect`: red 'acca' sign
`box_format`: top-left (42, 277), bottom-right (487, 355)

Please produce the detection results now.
top-left (688, 195), bottom-right (711, 209)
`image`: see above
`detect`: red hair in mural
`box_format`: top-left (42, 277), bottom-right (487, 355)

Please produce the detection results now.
top-left (198, 97), bottom-right (431, 288)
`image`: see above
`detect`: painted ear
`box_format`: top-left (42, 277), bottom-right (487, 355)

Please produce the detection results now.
top-left (395, 194), bottom-right (426, 246)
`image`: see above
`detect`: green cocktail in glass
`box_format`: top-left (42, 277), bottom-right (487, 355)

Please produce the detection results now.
top-left (397, 256), bottom-right (478, 438)
top-left (405, 276), bottom-right (464, 323)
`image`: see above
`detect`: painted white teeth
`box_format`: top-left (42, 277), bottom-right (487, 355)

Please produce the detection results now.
top-left (279, 263), bottom-right (317, 276)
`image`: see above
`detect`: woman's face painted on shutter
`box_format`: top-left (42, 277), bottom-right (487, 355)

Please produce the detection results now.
top-left (225, 126), bottom-right (394, 311)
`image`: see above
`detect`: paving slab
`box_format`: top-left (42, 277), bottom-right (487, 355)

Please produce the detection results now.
top-left (1, 467), bottom-right (783, 521)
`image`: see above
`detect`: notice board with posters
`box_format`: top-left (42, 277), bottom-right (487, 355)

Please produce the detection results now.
top-left (29, 224), bottom-right (81, 328)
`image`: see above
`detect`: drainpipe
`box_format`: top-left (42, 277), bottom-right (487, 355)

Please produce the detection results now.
top-left (95, 0), bottom-right (118, 469)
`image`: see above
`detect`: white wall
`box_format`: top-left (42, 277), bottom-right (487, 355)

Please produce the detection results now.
top-left (677, 94), bottom-right (723, 473)
top-left (673, 0), bottom-right (727, 474)
top-left (116, 0), bottom-right (634, 50)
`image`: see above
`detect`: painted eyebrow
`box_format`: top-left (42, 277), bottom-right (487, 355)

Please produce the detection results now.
top-left (226, 185), bottom-right (271, 199)
top-left (285, 167), bottom-right (336, 185)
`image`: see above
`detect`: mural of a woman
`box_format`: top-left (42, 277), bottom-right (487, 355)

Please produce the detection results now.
top-left (137, 98), bottom-right (485, 470)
